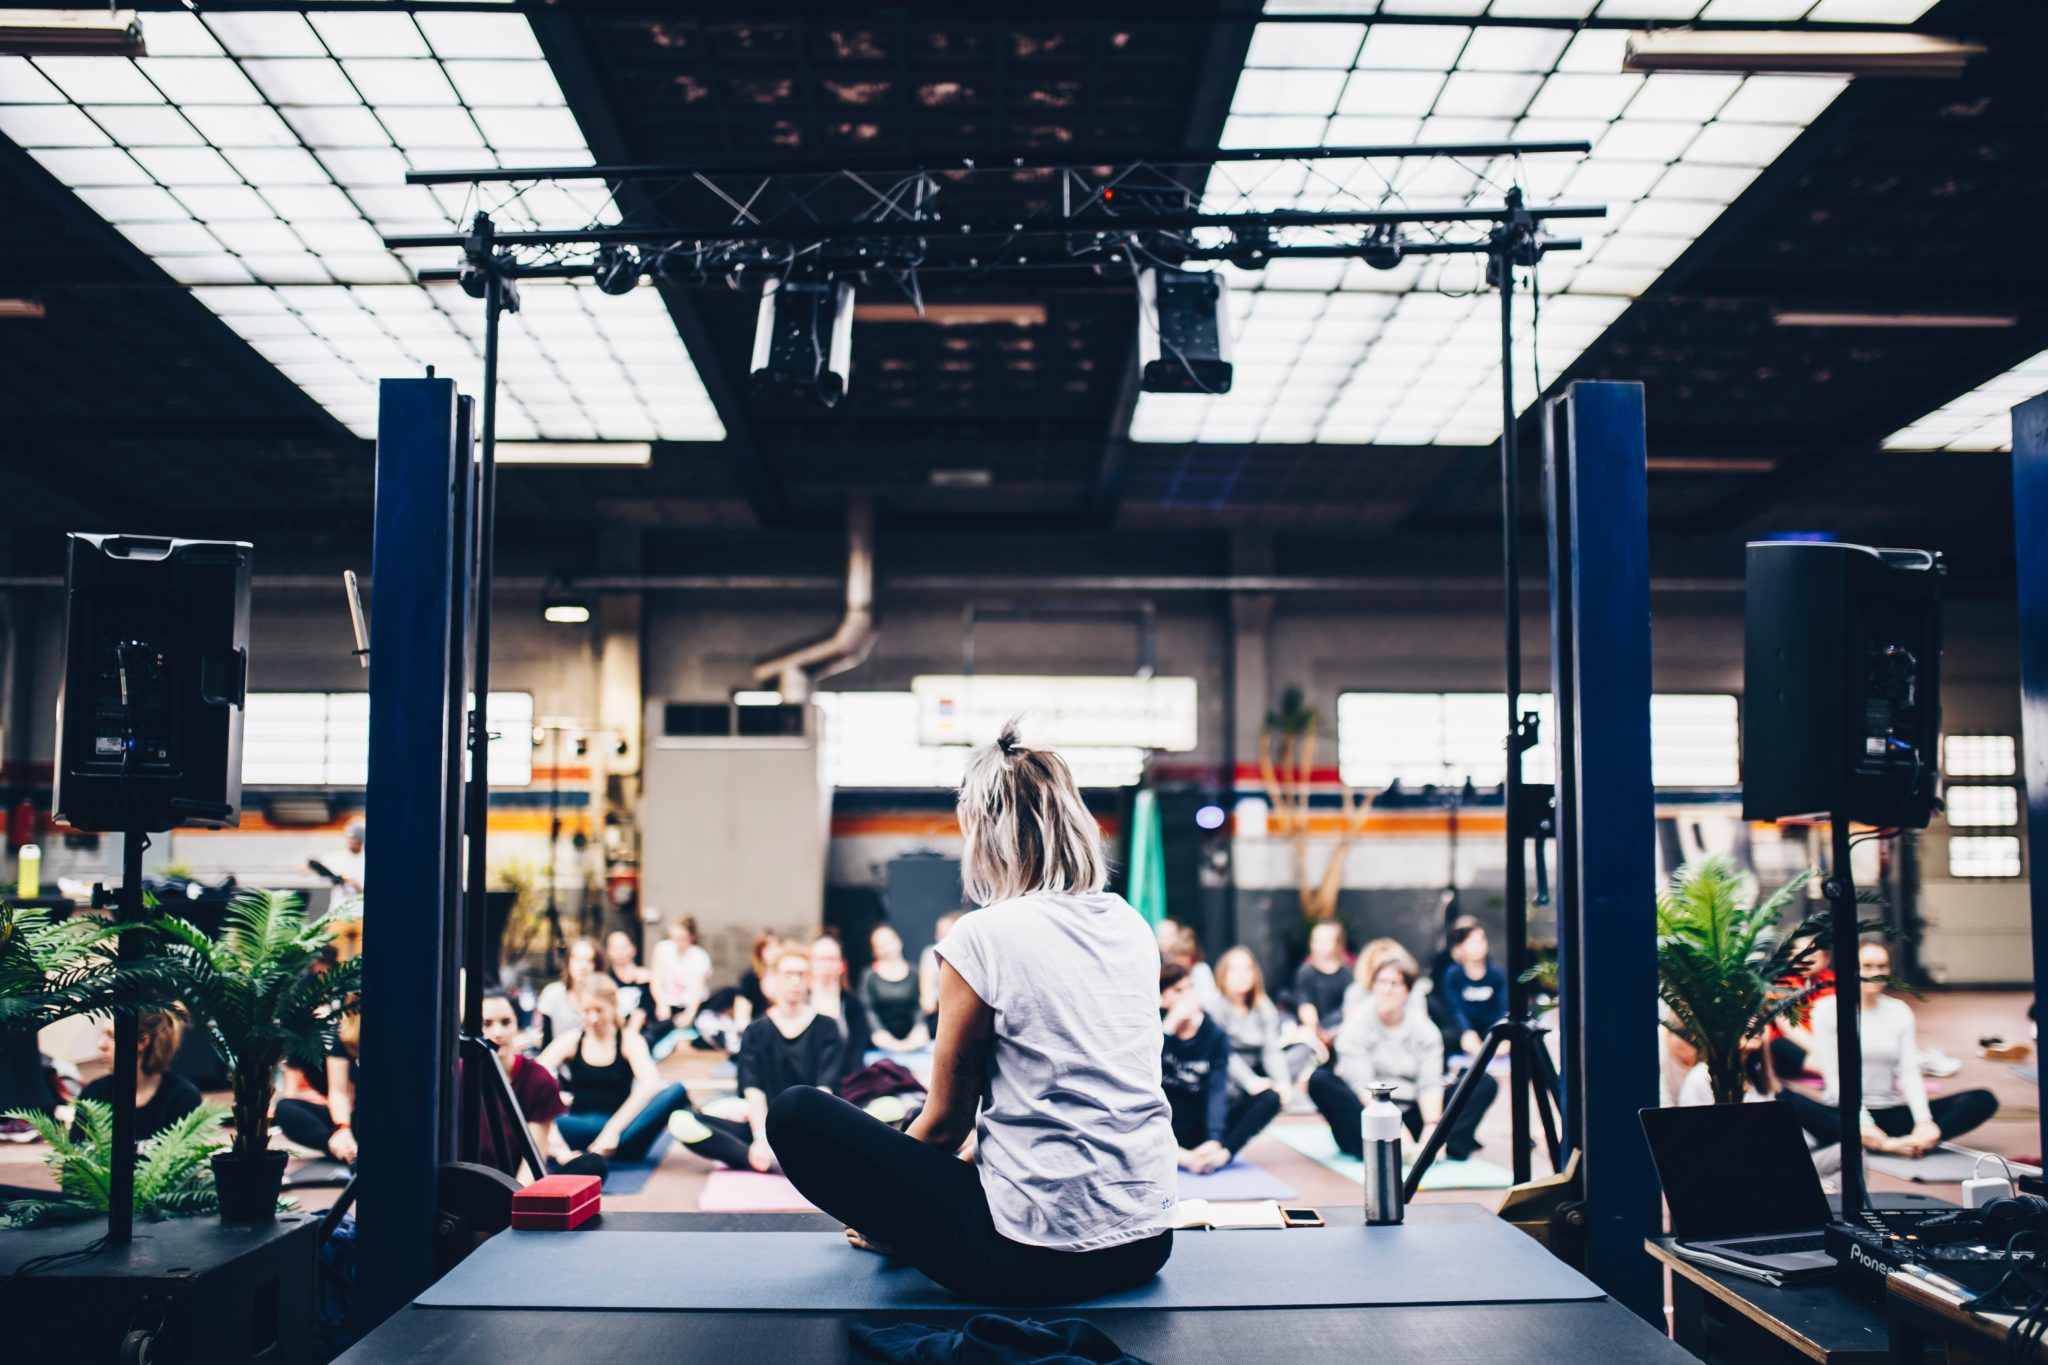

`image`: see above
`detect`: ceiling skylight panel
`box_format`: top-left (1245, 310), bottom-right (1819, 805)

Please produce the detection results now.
top-left (0, 9), bottom-right (722, 442)
top-left (1884, 350), bottom-right (2048, 451)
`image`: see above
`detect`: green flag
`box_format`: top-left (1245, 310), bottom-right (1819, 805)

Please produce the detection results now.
top-left (1128, 787), bottom-right (1167, 927)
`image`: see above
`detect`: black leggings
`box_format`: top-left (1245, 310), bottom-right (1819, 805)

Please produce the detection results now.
top-left (1172, 1089), bottom-right (1281, 1159)
top-left (766, 1086), bottom-right (1173, 1306)
top-left (1309, 1067), bottom-right (1497, 1163)
top-left (274, 1098), bottom-right (343, 1155)
top-left (1781, 1088), bottom-right (1999, 1148)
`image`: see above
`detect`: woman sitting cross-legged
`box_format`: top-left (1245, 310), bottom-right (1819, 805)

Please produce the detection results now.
top-left (767, 721), bottom-right (1175, 1306)
top-left (537, 976), bottom-right (692, 1163)
top-left (1214, 945), bottom-right (1322, 1109)
top-left (1160, 962), bottom-right (1281, 1173)
top-left (1307, 944), bottom-right (1496, 1163)
top-left (671, 937), bottom-right (849, 1172)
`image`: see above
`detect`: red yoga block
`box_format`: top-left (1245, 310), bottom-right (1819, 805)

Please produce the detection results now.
top-left (511, 1174), bottom-right (601, 1230)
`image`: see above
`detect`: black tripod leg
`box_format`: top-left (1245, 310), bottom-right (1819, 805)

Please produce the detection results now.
top-left (1404, 1028), bottom-right (1511, 1201)
top-left (1523, 1031), bottom-right (1564, 1169)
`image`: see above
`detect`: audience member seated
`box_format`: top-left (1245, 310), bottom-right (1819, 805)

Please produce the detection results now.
top-left (1214, 946), bottom-right (1321, 1107)
top-left (1160, 962), bottom-right (1280, 1173)
top-left (1309, 945), bottom-right (1495, 1162)
top-left (648, 915), bottom-right (711, 1055)
top-left (77, 1009), bottom-right (202, 1143)
top-left (695, 929), bottom-right (779, 1053)
top-left (1674, 1033), bottom-right (1779, 1106)
top-left (1787, 936), bottom-right (1998, 1154)
top-left (1433, 917), bottom-right (1508, 1059)
top-left (533, 937), bottom-right (601, 1049)
top-left (1767, 936), bottom-right (1831, 1081)
top-left (862, 923), bottom-right (931, 1055)
top-left (274, 1012), bottom-right (362, 1164)
top-left (1292, 920), bottom-right (1352, 1046)
top-left (474, 988), bottom-right (596, 1178)
top-left (1160, 919), bottom-right (1223, 1014)
top-left (676, 939), bottom-right (846, 1171)
top-left (538, 976), bottom-right (691, 1163)
top-left (605, 929), bottom-right (654, 1036)
top-left (808, 930), bottom-right (872, 1083)
top-left (918, 911), bottom-right (962, 1033)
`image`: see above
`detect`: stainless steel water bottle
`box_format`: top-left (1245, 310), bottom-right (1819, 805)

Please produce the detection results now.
top-left (1362, 1083), bottom-right (1405, 1226)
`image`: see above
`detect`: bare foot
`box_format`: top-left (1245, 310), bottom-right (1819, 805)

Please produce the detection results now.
top-left (845, 1228), bottom-right (898, 1256)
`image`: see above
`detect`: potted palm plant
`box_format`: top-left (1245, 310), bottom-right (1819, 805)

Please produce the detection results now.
top-left (1656, 857), bottom-right (1867, 1106)
top-left (162, 889), bottom-right (362, 1222)
top-left (0, 1100), bottom-right (233, 1228)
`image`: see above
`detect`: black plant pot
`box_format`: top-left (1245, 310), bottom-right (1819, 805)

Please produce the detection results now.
top-left (212, 1150), bottom-right (287, 1223)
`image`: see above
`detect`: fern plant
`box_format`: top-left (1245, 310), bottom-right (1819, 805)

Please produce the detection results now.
top-left (0, 901), bottom-right (191, 1045)
top-left (0, 1100), bottom-right (230, 1228)
top-left (159, 889), bottom-right (363, 1159)
top-left (1656, 857), bottom-right (1875, 1106)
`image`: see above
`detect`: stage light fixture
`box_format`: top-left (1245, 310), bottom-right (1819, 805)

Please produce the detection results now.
top-left (750, 277), bottom-right (855, 405)
top-left (0, 8), bottom-right (144, 56)
top-left (1137, 267), bottom-right (1233, 395)
top-left (594, 244), bottom-right (641, 296)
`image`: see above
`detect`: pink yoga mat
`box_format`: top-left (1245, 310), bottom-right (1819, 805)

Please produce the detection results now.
top-left (697, 1170), bottom-right (822, 1212)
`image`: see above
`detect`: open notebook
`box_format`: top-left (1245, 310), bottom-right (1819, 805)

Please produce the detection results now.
top-left (1171, 1199), bottom-right (1291, 1231)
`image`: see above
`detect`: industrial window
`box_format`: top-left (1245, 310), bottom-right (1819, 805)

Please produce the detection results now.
top-left (1943, 734), bottom-right (2018, 778)
top-left (1336, 692), bottom-right (1739, 790)
top-left (815, 691), bottom-right (1147, 790)
top-left (1944, 785), bottom-right (2019, 829)
top-left (1948, 835), bottom-right (2023, 879)
top-left (242, 690), bottom-right (532, 787)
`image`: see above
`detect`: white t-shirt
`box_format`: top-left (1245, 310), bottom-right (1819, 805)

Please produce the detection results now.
top-left (1811, 993), bottom-right (1933, 1125)
top-left (938, 890), bottom-right (1176, 1252)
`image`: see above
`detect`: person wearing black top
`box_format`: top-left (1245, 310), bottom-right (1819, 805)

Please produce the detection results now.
top-left (1292, 920), bottom-right (1351, 1046)
top-left (1434, 917), bottom-right (1507, 1059)
top-left (537, 975), bottom-right (692, 1162)
top-left (808, 932), bottom-right (872, 1085)
top-left (704, 940), bottom-right (845, 1171)
top-left (1159, 963), bottom-right (1279, 1173)
top-left (274, 1012), bottom-right (362, 1161)
top-left (862, 923), bottom-right (930, 1054)
top-left (78, 1011), bottom-right (203, 1143)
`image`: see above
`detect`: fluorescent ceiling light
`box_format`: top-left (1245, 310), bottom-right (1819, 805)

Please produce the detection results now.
top-left (929, 468), bottom-right (993, 487)
top-left (0, 10), bottom-right (722, 443)
top-left (495, 441), bottom-right (653, 466)
top-left (0, 296), bottom-right (46, 318)
top-left (541, 601), bottom-right (591, 625)
top-left (0, 9), bottom-right (143, 58)
top-left (1883, 348), bottom-right (2048, 452)
top-left (1132, 12), bottom-right (1858, 447)
top-left (1772, 310), bottom-right (2016, 329)
top-left (732, 690), bottom-right (784, 707)
top-left (1624, 30), bottom-right (1981, 78)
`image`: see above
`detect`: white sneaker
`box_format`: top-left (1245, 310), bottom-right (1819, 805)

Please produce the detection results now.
top-left (1920, 1047), bottom-right (1961, 1078)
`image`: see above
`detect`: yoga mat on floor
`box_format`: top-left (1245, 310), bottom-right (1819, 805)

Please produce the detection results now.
top-left (283, 1157), bottom-right (353, 1189)
top-left (2015, 1065), bottom-right (2039, 1085)
top-left (1176, 1161), bottom-right (1297, 1201)
top-left (418, 1223), bottom-right (1602, 1312)
top-left (697, 1171), bottom-right (820, 1213)
top-left (600, 1132), bottom-right (674, 1195)
top-left (1269, 1123), bottom-right (1515, 1192)
top-left (1866, 1145), bottom-right (1990, 1184)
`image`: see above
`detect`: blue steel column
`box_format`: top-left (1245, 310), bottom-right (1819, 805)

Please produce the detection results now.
top-left (1557, 380), bottom-right (1661, 1323)
top-left (2012, 392), bottom-right (2048, 1154)
top-left (359, 376), bottom-right (465, 1326)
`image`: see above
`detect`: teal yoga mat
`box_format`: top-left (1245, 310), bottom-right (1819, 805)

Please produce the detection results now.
top-left (1268, 1123), bottom-right (1516, 1191)
top-left (417, 1223), bottom-right (1601, 1312)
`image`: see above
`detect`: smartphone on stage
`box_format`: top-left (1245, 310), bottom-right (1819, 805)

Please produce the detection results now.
top-left (1281, 1207), bottom-right (1324, 1228)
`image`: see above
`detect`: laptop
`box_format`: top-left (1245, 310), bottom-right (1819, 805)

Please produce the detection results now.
top-left (1640, 1101), bottom-right (1837, 1280)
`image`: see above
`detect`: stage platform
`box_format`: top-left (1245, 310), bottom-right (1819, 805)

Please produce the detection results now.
top-left (340, 1207), bottom-right (1687, 1362)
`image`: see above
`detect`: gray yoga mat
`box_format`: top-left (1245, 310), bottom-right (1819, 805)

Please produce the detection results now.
top-left (417, 1224), bottom-right (1602, 1312)
top-left (1865, 1145), bottom-right (1988, 1183)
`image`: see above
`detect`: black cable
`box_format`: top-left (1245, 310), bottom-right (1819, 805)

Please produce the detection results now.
top-left (11, 1234), bottom-right (112, 1277)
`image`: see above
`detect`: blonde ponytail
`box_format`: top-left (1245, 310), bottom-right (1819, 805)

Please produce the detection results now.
top-left (956, 719), bottom-right (1107, 905)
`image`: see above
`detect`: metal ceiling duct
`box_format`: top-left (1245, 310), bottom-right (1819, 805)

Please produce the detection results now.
top-left (752, 497), bottom-right (876, 703)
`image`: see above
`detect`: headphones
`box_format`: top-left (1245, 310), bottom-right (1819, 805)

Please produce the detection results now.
top-left (1917, 1195), bottom-right (2048, 1241)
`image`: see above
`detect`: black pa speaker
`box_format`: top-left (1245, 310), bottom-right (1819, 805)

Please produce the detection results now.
top-left (1741, 540), bottom-right (1943, 829)
top-left (53, 532), bottom-right (253, 833)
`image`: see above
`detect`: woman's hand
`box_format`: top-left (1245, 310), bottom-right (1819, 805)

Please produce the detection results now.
top-left (1899, 1121), bottom-right (1943, 1157)
top-left (588, 1131), bottom-right (621, 1158)
top-left (1243, 1074), bottom-right (1273, 1096)
top-left (1180, 1140), bottom-right (1229, 1174)
top-left (328, 1127), bottom-right (359, 1163)
top-left (748, 1138), bottom-right (776, 1172)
